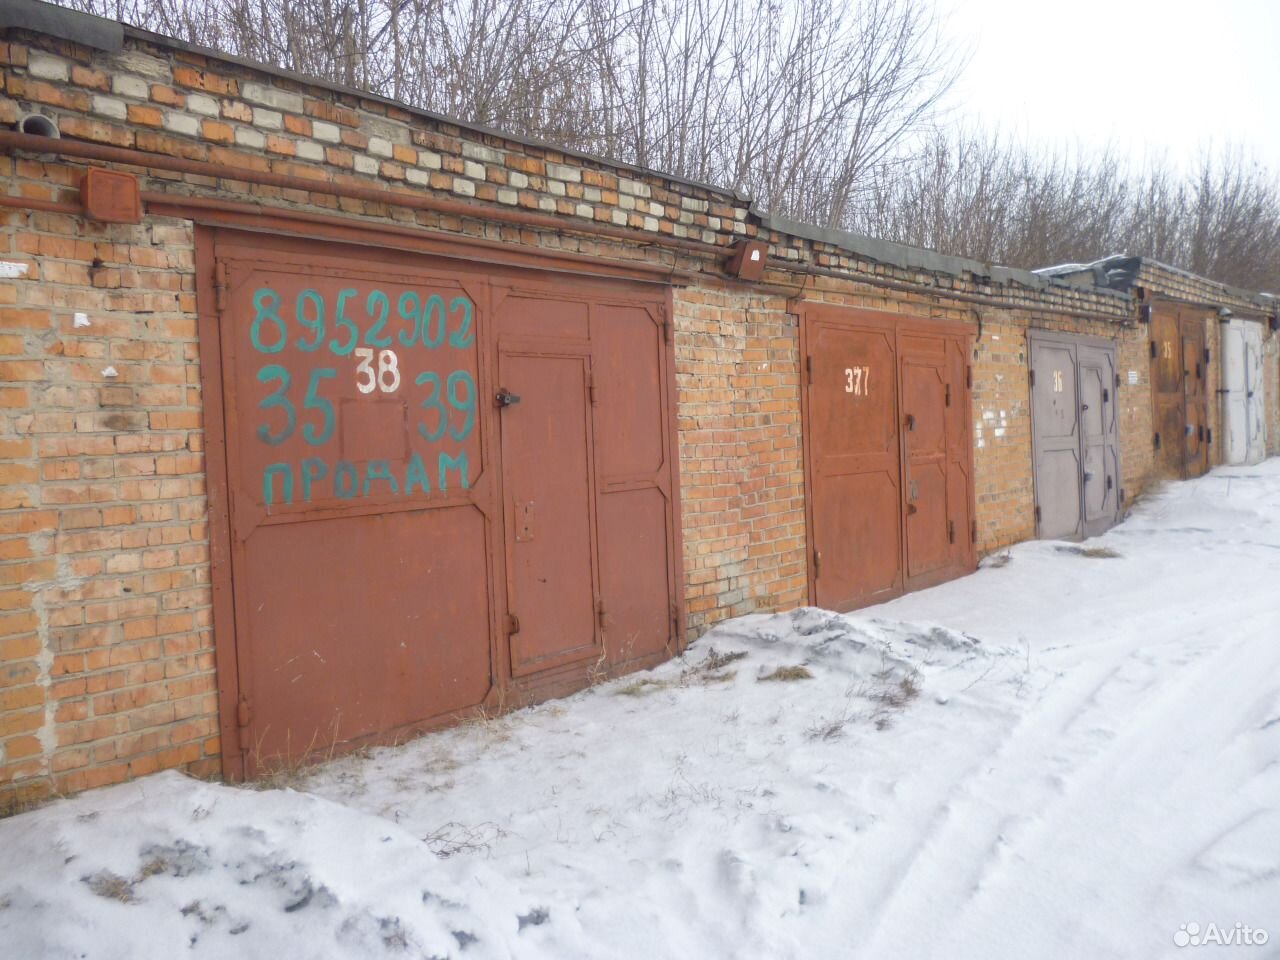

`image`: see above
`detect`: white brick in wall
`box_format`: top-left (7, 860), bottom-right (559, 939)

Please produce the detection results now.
top-left (240, 82), bottom-right (304, 114)
top-left (234, 126), bottom-right (266, 149)
top-left (545, 163), bottom-right (582, 183)
top-left (186, 94), bottom-right (219, 117)
top-left (111, 74), bottom-right (149, 100)
top-left (28, 53), bottom-right (69, 82)
top-left (252, 108), bottom-right (283, 130)
top-left (311, 121), bottom-right (340, 143)
top-left (295, 140), bottom-right (324, 162)
top-left (163, 112), bottom-right (199, 137)
top-left (91, 95), bottom-right (127, 120)
top-left (367, 137), bottom-right (393, 158)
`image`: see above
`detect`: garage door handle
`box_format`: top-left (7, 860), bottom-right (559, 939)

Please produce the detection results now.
top-left (1081, 403), bottom-right (1089, 411)
top-left (1083, 471), bottom-right (1092, 481)
top-left (495, 388), bottom-right (521, 407)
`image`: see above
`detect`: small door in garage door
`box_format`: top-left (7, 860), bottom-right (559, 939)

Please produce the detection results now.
top-left (1029, 331), bottom-right (1121, 541)
top-left (1221, 318), bottom-right (1268, 466)
top-left (801, 305), bottom-right (975, 612)
top-left (1150, 306), bottom-right (1209, 479)
top-left (498, 349), bottom-right (601, 676)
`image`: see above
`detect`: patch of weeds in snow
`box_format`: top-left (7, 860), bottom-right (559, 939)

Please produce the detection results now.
top-left (423, 820), bottom-right (505, 858)
top-left (983, 550), bottom-right (1013, 568)
top-left (517, 906), bottom-right (550, 930)
top-left (615, 677), bottom-right (672, 697)
top-left (84, 869), bottom-right (137, 903)
top-left (758, 665), bottom-right (814, 682)
top-left (1055, 544), bottom-right (1122, 559)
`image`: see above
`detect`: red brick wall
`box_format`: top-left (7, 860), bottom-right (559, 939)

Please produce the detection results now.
top-left (673, 287), bottom-right (807, 637)
top-left (0, 194), bottom-right (218, 803)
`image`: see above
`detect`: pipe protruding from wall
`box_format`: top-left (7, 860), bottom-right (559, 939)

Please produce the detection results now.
top-left (16, 113), bottom-right (60, 139)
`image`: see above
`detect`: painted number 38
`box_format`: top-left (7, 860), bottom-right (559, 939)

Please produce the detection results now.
top-left (353, 347), bottom-right (401, 394)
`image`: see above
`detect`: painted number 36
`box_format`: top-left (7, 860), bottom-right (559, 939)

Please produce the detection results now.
top-left (353, 347), bottom-right (401, 394)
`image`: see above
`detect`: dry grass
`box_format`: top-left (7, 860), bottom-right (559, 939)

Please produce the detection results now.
top-left (1079, 546), bottom-right (1122, 559)
top-left (758, 665), bottom-right (814, 682)
top-left (84, 870), bottom-right (137, 903)
top-left (615, 677), bottom-right (672, 697)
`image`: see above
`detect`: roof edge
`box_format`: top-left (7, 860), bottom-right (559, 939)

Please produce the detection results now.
top-left (759, 209), bottom-right (1131, 302)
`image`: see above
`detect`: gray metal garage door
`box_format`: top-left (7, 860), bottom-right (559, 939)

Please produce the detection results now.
top-left (1029, 331), bottom-right (1122, 541)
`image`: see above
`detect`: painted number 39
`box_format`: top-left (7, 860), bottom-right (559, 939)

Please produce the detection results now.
top-left (844, 366), bottom-right (870, 396)
top-left (353, 347), bottom-right (401, 394)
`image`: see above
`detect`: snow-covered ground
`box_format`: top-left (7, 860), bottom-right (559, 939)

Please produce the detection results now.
top-left (4, 463), bottom-right (1280, 959)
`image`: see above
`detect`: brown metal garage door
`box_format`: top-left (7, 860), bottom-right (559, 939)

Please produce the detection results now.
top-left (199, 228), bottom-right (682, 779)
top-left (799, 305), bottom-right (975, 611)
top-left (1028, 331), bottom-right (1122, 541)
top-left (1150, 305), bottom-right (1210, 479)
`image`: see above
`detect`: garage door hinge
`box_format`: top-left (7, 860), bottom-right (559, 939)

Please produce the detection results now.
top-left (660, 308), bottom-right (673, 344)
top-left (1149, 341), bottom-right (1157, 359)
top-left (805, 354), bottom-right (813, 384)
top-left (813, 549), bottom-right (821, 578)
top-left (970, 520), bottom-right (977, 544)
top-left (236, 696), bottom-right (251, 728)
top-left (506, 613), bottom-right (520, 636)
top-left (1034, 504), bottom-right (1041, 523)
top-left (948, 519), bottom-right (955, 544)
top-left (596, 599), bottom-right (607, 630)
top-left (966, 366), bottom-right (972, 389)
top-left (1028, 368), bottom-right (1035, 387)
top-left (1154, 432), bottom-right (1161, 449)
top-left (214, 261), bottom-right (228, 312)
top-left (945, 383), bottom-right (951, 407)
top-left (1207, 427), bottom-right (1212, 444)
top-left (586, 370), bottom-right (597, 405)
top-left (1115, 372), bottom-right (1121, 389)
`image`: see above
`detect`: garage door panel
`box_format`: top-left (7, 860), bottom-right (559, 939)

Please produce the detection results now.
top-left (225, 262), bottom-right (483, 526)
top-left (1031, 344), bottom-right (1079, 441)
top-left (241, 504), bottom-right (492, 767)
top-left (207, 229), bottom-right (680, 781)
top-left (591, 304), bottom-right (665, 480)
top-left (598, 487), bottom-right (672, 662)
top-left (903, 362), bottom-right (946, 455)
top-left (905, 459), bottom-right (948, 577)
top-left (804, 308), bottom-right (973, 611)
top-left (1037, 447), bottom-right (1081, 540)
top-left (813, 471), bottom-right (901, 609)
top-left (811, 323), bottom-right (898, 462)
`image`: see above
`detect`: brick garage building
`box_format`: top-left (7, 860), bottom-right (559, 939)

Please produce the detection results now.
top-left (1, 2), bottom-right (1270, 802)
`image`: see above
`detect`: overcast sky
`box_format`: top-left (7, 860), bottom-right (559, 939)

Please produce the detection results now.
top-left (936, 0), bottom-right (1280, 167)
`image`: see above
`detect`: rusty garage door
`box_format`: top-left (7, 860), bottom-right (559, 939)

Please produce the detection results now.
top-left (198, 228), bottom-right (681, 779)
top-left (1029, 331), bottom-right (1122, 541)
top-left (1150, 305), bottom-right (1210, 479)
top-left (799, 304), bottom-right (975, 611)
